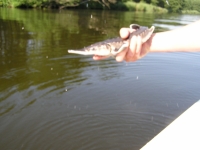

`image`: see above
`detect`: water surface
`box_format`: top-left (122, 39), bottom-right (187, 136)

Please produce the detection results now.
top-left (0, 8), bottom-right (200, 150)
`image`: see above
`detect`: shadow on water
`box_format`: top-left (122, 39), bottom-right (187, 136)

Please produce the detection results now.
top-left (0, 8), bottom-right (200, 150)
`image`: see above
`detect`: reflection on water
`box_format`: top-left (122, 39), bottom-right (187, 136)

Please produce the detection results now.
top-left (0, 8), bottom-right (200, 150)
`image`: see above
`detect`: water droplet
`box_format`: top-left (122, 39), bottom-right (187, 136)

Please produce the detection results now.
top-left (177, 103), bottom-right (179, 108)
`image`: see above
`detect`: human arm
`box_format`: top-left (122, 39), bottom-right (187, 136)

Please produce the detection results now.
top-left (93, 20), bottom-right (200, 62)
top-left (149, 20), bottom-right (200, 53)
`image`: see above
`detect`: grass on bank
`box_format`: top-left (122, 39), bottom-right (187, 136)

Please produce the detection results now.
top-left (109, 1), bottom-right (168, 13)
top-left (181, 10), bottom-right (200, 14)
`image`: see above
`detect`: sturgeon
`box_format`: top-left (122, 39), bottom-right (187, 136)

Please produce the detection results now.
top-left (68, 24), bottom-right (155, 58)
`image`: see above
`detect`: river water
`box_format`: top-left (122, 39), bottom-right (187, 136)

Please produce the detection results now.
top-left (0, 8), bottom-right (200, 150)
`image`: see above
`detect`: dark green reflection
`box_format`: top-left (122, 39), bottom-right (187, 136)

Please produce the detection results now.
top-left (0, 8), bottom-right (157, 116)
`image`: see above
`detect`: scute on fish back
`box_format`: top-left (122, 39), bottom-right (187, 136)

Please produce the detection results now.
top-left (68, 24), bottom-right (155, 58)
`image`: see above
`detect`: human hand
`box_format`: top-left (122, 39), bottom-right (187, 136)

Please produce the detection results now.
top-left (93, 27), bottom-right (151, 62)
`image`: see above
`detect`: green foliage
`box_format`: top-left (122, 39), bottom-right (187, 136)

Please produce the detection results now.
top-left (182, 9), bottom-right (200, 14)
top-left (183, 0), bottom-right (200, 13)
top-left (110, 1), bottom-right (167, 13)
top-left (132, 0), bottom-right (200, 13)
top-left (151, 0), bottom-right (158, 6)
top-left (0, 0), bottom-right (82, 8)
top-left (166, 0), bottom-right (185, 13)
top-left (82, 1), bottom-right (104, 9)
top-left (0, 0), bottom-right (199, 14)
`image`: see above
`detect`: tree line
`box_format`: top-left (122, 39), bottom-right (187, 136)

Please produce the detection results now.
top-left (0, 0), bottom-right (199, 13)
top-left (108, 0), bottom-right (200, 13)
top-left (146, 0), bottom-right (200, 13)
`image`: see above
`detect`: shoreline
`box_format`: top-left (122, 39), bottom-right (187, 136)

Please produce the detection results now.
top-left (0, 1), bottom-right (168, 13)
top-left (1, 1), bottom-right (199, 14)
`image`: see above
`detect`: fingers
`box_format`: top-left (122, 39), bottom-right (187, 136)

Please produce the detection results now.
top-left (136, 35), bottom-right (142, 55)
top-left (119, 27), bottom-right (137, 39)
top-left (115, 48), bottom-right (128, 62)
top-left (119, 28), bottom-right (130, 39)
top-left (93, 27), bottom-right (144, 62)
top-left (119, 28), bottom-right (143, 62)
top-left (135, 35), bottom-right (143, 60)
top-left (124, 35), bottom-right (140, 62)
top-left (117, 28), bottom-right (135, 62)
top-left (121, 35), bottom-right (143, 62)
top-left (127, 35), bottom-right (137, 57)
top-left (93, 55), bottom-right (108, 60)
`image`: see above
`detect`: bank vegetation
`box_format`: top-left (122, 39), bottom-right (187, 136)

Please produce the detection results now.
top-left (0, 0), bottom-right (199, 14)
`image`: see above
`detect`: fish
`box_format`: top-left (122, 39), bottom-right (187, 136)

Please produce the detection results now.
top-left (68, 24), bottom-right (155, 58)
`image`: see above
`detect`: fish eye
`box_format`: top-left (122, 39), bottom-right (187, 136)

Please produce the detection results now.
top-left (114, 48), bottom-right (118, 52)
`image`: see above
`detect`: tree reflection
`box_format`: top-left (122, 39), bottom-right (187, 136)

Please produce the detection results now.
top-left (0, 8), bottom-right (155, 116)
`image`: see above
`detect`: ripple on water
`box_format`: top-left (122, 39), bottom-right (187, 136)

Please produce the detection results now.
top-left (1, 9), bottom-right (200, 150)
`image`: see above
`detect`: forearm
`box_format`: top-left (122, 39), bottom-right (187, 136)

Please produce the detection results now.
top-left (147, 20), bottom-right (200, 53)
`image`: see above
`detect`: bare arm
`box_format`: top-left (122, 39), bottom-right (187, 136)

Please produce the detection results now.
top-left (94, 20), bottom-right (200, 62)
top-left (149, 20), bottom-right (200, 53)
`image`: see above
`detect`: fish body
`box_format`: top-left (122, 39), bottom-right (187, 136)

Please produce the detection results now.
top-left (68, 24), bottom-right (155, 57)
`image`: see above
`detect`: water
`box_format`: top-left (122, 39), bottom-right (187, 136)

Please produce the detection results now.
top-left (0, 8), bottom-right (200, 150)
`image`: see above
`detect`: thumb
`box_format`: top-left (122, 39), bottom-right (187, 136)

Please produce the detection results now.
top-left (119, 28), bottom-right (130, 39)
